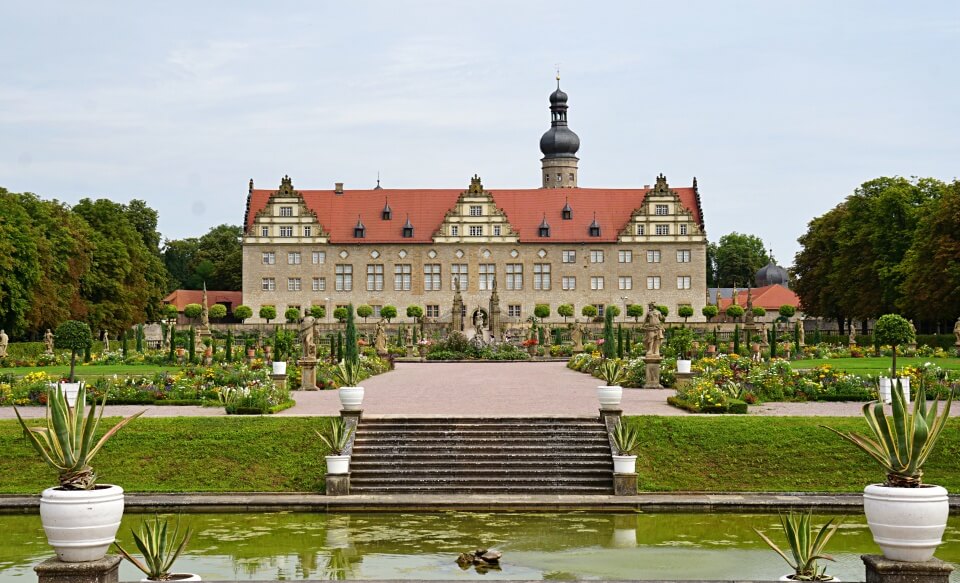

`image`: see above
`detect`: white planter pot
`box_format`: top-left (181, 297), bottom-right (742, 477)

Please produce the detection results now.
top-left (40, 484), bottom-right (124, 562)
top-left (338, 386), bottom-right (364, 411)
top-left (879, 378), bottom-right (910, 405)
top-left (51, 382), bottom-right (83, 408)
top-left (677, 359), bottom-right (692, 374)
top-left (326, 455), bottom-right (351, 475)
top-left (863, 483), bottom-right (949, 562)
top-left (272, 361), bottom-right (287, 375)
top-left (142, 575), bottom-right (202, 582)
top-left (779, 576), bottom-right (839, 582)
top-left (597, 385), bottom-right (623, 410)
top-left (879, 377), bottom-right (891, 404)
top-left (612, 455), bottom-right (636, 474)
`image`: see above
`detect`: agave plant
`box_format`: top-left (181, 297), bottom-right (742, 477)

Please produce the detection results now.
top-left (331, 360), bottom-right (362, 387)
top-left (597, 359), bottom-right (627, 386)
top-left (115, 515), bottom-right (192, 581)
top-left (316, 417), bottom-right (355, 456)
top-left (824, 379), bottom-right (952, 487)
top-left (610, 419), bottom-right (641, 456)
top-left (14, 383), bottom-right (143, 490)
top-left (754, 512), bottom-right (840, 581)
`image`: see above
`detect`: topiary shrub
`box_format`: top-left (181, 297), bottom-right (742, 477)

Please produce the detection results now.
top-left (183, 303), bottom-right (202, 322)
top-left (557, 304), bottom-right (574, 322)
top-left (233, 305), bottom-right (253, 322)
top-left (356, 304), bottom-right (373, 322)
top-left (627, 304), bottom-right (644, 322)
top-left (726, 305), bottom-right (745, 320)
top-left (333, 307), bottom-right (348, 323)
top-left (779, 304), bottom-right (797, 319)
top-left (380, 305), bottom-right (397, 322)
top-left (54, 320), bottom-right (93, 382)
top-left (702, 305), bottom-right (719, 321)
top-left (309, 305), bottom-right (326, 319)
top-left (209, 304), bottom-right (227, 321)
top-left (534, 304), bottom-right (550, 320)
top-left (581, 305), bottom-right (598, 319)
top-left (259, 305), bottom-right (277, 324)
top-left (678, 305), bottom-right (694, 324)
top-left (284, 307), bottom-right (301, 323)
top-left (874, 313), bottom-right (916, 379)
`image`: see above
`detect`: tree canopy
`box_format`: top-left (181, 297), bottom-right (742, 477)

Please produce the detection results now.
top-left (710, 232), bottom-right (769, 288)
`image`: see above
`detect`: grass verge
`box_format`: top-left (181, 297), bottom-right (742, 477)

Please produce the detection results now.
top-left (626, 416), bottom-right (960, 492)
top-left (793, 357), bottom-right (960, 374)
top-left (0, 364), bottom-right (180, 378)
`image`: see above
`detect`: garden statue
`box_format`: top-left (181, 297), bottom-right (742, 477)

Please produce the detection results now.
top-left (744, 289), bottom-right (754, 325)
top-left (194, 326), bottom-right (202, 351)
top-left (200, 282), bottom-right (210, 328)
top-left (44, 329), bottom-right (54, 355)
top-left (0, 329), bottom-right (8, 358)
top-left (374, 318), bottom-right (388, 355)
top-left (848, 325), bottom-right (856, 346)
top-left (643, 302), bottom-right (664, 356)
top-left (798, 322), bottom-right (805, 346)
top-left (102, 330), bottom-right (110, 351)
top-left (473, 310), bottom-right (487, 341)
top-left (954, 316), bottom-right (960, 346)
top-left (571, 320), bottom-right (584, 352)
top-left (300, 315), bottom-right (316, 359)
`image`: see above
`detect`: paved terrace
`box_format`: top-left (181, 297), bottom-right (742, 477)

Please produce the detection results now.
top-left (4, 362), bottom-right (958, 419)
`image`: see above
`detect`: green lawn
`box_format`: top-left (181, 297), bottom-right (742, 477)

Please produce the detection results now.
top-left (2, 416), bottom-right (958, 495)
top-left (793, 356), bottom-right (960, 375)
top-left (0, 364), bottom-right (180, 378)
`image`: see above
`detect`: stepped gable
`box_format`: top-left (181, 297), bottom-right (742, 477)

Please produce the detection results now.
top-left (245, 185), bottom-right (701, 244)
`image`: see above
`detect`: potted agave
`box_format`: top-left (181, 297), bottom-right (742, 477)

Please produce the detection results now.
top-left (754, 512), bottom-right (841, 581)
top-left (333, 360), bottom-right (365, 411)
top-left (14, 384), bottom-right (142, 562)
top-left (596, 359), bottom-right (627, 410)
top-left (316, 417), bottom-right (356, 474)
top-left (824, 380), bottom-right (952, 561)
top-left (671, 328), bottom-right (695, 374)
top-left (115, 515), bottom-right (199, 581)
top-left (610, 419), bottom-right (640, 474)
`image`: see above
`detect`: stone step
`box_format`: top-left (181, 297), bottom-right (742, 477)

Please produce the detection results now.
top-left (356, 427), bottom-right (608, 435)
top-left (350, 452), bottom-right (612, 462)
top-left (350, 485), bottom-right (615, 494)
top-left (351, 446), bottom-right (613, 456)
top-left (353, 438), bottom-right (609, 446)
top-left (350, 474), bottom-right (612, 485)
top-left (351, 468), bottom-right (612, 477)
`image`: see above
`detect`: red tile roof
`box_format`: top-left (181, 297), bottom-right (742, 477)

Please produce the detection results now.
top-left (163, 290), bottom-right (243, 311)
top-left (245, 185), bottom-right (703, 244)
top-left (718, 285), bottom-right (800, 311)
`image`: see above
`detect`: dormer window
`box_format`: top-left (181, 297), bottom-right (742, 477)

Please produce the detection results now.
top-left (538, 215), bottom-right (550, 237)
top-left (382, 199), bottom-right (392, 220)
top-left (589, 214), bottom-right (601, 237)
top-left (354, 216), bottom-right (365, 238)
top-left (562, 199), bottom-right (573, 220)
top-left (402, 217), bottom-right (414, 238)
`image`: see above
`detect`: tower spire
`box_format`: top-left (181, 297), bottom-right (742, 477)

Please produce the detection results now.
top-left (539, 74), bottom-right (580, 189)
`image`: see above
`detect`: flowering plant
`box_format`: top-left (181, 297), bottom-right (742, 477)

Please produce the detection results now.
top-left (521, 338), bottom-right (539, 347)
top-left (417, 338), bottom-right (432, 346)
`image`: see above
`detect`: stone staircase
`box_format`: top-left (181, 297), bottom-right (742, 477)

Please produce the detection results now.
top-left (349, 417), bottom-right (614, 494)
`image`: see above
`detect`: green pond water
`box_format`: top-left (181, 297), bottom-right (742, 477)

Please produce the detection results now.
top-left (1, 512), bottom-right (958, 581)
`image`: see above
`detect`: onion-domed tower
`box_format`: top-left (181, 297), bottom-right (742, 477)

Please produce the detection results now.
top-left (540, 76), bottom-right (580, 188)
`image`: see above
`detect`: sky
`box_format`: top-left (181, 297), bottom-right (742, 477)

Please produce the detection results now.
top-left (2, 1), bottom-right (958, 267)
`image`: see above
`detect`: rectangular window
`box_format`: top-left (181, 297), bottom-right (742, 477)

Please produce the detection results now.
top-left (312, 277), bottom-right (325, 292)
top-left (493, 225), bottom-right (502, 236)
top-left (279, 206), bottom-right (293, 217)
top-left (636, 224), bottom-right (645, 236)
top-left (506, 263), bottom-right (523, 290)
top-left (287, 251), bottom-right (301, 265)
top-left (590, 250), bottom-right (604, 263)
top-left (260, 226), bottom-right (269, 237)
top-left (654, 204), bottom-right (669, 216)
top-left (312, 251), bottom-right (326, 264)
top-left (303, 226), bottom-right (312, 237)
top-left (618, 250), bottom-right (632, 263)
top-left (372, 305), bottom-right (382, 318)
top-left (261, 277), bottom-right (275, 291)
top-left (366, 264), bottom-right (384, 291)
top-left (647, 250), bottom-right (661, 263)
top-left (394, 264), bottom-right (411, 291)
top-left (562, 276), bottom-right (576, 290)
top-left (655, 224), bottom-right (669, 236)
top-left (591, 276), bottom-right (604, 290)
top-left (451, 264), bottom-right (468, 290)
top-left (426, 305), bottom-right (439, 318)
top-left (280, 226), bottom-right (293, 237)
top-left (647, 276), bottom-right (661, 290)
top-left (508, 305), bottom-right (521, 318)
top-left (562, 250), bottom-right (576, 263)
top-left (679, 224), bottom-right (688, 235)
top-left (676, 249), bottom-right (691, 263)
top-left (533, 263), bottom-right (551, 290)
top-left (469, 205), bottom-right (483, 216)
top-left (619, 276), bottom-right (632, 290)
top-left (593, 304), bottom-right (605, 317)
top-left (287, 277), bottom-right (301, 291)
top-left (262, 252), bottom-right (275, 265)
top-left (450, 225), bottom-right (459, 236)
top-left (479, 264), bottom-right (496, 290)
top-left (335, 264), bottom-right (353, 291)
top-left (424, 264), bottom-right (441, 291)
top-left (469, 225), bottom-right (483, 237)
top-left (677, 275), bottom-right (691, 290)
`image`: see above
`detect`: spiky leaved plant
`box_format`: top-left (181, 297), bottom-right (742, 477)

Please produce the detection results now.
top-left (115, 515), bottom-right (192, 581)
top-left (14, 383), bottom-right (143, 489)
top-left (315, 417), bottom-right (356, 456)
top-left (610, 419), bottom-right (641, 456)
top-left (755, 512), bottom-right (840, 581)
top-left (824, 380), bottom-right (951, 487)
top-left (597, 359), bottom-right (627, 386)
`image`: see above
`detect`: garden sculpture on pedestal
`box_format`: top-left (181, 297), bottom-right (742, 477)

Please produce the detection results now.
top-left (798, 322), bottom-right (805, 346)
top-left (488, 276), bottom-right (502, 339)
top-left (451, 276), bottom-right (464, 332)
top-left (200, 283), bottom-right (210, 328)
top-left (0, 329), bottom-right (7, 358)
top-left (642, 302), bottom-right (664, 388)
top-left (44, 329), bottom-right (54, 355)
top-left (300, 315), bottom-right (316, 359)
top-left (571, 320), bottom-right (584, 352)
top-left (849, 325), bottom-right (856, 347)
top-left (374, 319), bottom-right (388, 355)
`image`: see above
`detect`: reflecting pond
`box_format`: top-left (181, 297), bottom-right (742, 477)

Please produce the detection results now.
top-left (1, 512), bottom-right (958, 581)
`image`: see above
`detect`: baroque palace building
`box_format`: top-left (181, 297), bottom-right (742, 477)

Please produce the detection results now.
top-left (242, 83), bottom-right (708, 325)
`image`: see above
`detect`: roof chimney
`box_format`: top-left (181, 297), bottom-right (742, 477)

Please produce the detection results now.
top-left (335, 182), bottom-right (344, 195)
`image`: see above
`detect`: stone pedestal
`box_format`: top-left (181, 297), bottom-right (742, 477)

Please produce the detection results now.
top-left (299, 357), bottom-right (318, 390)
top-left (599, 408), bottom-right (622, 433)
top-left (643, 355), bottom-right (663, 389)
top-left (35, 555), bottom-right (121, 583)
top-left (956, 343), bottom-right (960, 357)
top-left (613, 473), bottom-right (638, 496)
top-left (270, 373), bottom-right (287, 391)
top-left (326, 473), bottom-right (350, 496)
top-left (862, 555), bottom-right (953, 583)
top-left (675, 371), bottom-right (694, 387)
